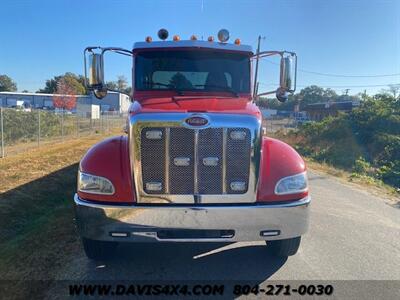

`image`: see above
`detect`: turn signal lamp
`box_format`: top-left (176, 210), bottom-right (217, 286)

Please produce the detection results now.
top-left (234, 38), bottom-right (241, 45)
top-left (173, 35), bottom-right (180, 41)
top-left (217, 29), bottom-right (230, 43)
top-left (145, 36), bottom-right (152, 43)
top-left (207, 36), bottom-right (214, 42)
top-left (190, 35), bottom-right (198, 41)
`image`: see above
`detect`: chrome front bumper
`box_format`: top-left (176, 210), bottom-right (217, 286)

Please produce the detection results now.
top-left (74, 194), bottom-right (310, 242)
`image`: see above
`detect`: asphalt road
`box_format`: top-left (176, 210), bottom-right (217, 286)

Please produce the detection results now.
top-left (49, 170), bottom-right (400, 298)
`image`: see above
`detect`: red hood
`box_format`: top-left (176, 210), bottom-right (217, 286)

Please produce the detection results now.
top-left (130, 93), bottom-right (261, 117)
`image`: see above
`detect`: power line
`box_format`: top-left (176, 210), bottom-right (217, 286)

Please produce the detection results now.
top-left (299, 69), bottom-right (400, 78)
top-left (261, 59), bottom-right (400, 78)
top-left (258, 82), bottom-right (400, 88)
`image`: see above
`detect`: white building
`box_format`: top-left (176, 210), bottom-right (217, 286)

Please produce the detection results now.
top-left (0, 91), bottom-right (130, 114)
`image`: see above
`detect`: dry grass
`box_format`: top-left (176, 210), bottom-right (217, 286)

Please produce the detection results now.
top-left (0, 132), bottom-right (122, 299)
top-left (304, 158), bottom-right (399, 206)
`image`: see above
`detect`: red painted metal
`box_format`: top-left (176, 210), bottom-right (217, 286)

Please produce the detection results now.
top-left (78, 136), bottom-right (135, 203)
top-left (257, 137), bottom-right (308, 202)
top-left (129, 97), bottom-right (262, 119)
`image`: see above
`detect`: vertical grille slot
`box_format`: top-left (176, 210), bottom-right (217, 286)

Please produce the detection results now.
top-left (198, 128), bottom-right (223, 194)
top-left (226, 128), bottom-right (251, 194)
top-left (141, 128), bottom-right (166, 194)
top-left (169, 128), bottom-right (195, 194)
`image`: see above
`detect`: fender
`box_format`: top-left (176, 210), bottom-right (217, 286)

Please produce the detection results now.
top-left (257, 137), bottom-right (308, 202)
top-left (78, 136), bottom-right (134, 203)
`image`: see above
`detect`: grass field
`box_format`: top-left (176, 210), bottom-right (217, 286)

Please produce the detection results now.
top-left (0, 133), bottom-right (122, 299)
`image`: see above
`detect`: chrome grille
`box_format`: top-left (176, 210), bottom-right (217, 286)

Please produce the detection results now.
top-left (226, 128), bottom-right (251, 194)
top-left (140, 128), bottom-right (166, 194)
top-left (198, 128), bottom-right (223, 194)
top-left (140, 126), bottom-right (251, 195)
top-left (169, 128), bottom-right (195, 194)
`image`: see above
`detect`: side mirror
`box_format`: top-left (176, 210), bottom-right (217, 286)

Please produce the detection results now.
top-left (84, 46), bottom-right (133, 100)
top-left (88, 53), bottom-right (105, 87)
top-left (276, 55), bottom-right (296, 102)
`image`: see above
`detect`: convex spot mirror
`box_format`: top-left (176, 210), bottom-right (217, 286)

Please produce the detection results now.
top-left (93, 88), bottom-right (107, 99)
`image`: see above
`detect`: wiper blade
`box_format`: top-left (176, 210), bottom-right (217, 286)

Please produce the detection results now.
top-left (149, 82), bottom-right (184, 95)
top-left (194, 84), bottom-right (239, 97)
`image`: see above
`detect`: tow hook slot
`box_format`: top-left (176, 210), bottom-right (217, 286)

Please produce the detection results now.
top-left (157, 229), bottom-right (235, 240)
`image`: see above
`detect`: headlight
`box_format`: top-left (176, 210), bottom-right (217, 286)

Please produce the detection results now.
top-left (274, 172), bottom-right (308, 195)
top-left (78, 171), bottom-right (115, 195)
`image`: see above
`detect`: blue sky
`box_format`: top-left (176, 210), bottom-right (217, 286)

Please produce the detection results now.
top-left (1, 0), bottom-right (399, 95)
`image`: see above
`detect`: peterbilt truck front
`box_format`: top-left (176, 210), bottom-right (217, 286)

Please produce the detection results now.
top-left (75, 29), bottom-right (310, 260)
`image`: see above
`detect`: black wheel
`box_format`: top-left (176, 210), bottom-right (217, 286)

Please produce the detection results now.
top-left (267, 236), bottom-right (301, 257)
top-left (82, 238), bottom-right (118, 260)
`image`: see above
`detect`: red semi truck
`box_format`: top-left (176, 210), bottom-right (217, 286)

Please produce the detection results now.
top-left (75, 29), bottom-right (310, 260)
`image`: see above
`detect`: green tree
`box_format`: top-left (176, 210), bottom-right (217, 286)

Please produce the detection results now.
top-left (256, 85), bottom-right (338, 111)
top-left (0, 75), bottom-right (17, 92)
top-left (37, 72), bottom-right (86, 95)
top-left (104, 75), bottom-right (132, 95)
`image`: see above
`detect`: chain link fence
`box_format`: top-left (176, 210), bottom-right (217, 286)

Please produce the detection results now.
top-left (0, 107), bottom-right (127, 158)
top-left (262, 116), bottom-right (297, 135)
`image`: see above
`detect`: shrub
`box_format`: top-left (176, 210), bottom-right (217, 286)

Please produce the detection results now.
top-left (288, 94), bottom-right (399, 188)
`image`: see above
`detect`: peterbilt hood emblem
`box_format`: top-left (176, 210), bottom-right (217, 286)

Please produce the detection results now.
top-left (184, 115), bottom-right (209, 127)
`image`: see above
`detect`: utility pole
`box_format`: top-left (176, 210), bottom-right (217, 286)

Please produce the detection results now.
top-left (253, 35), bottom-right (261, 100)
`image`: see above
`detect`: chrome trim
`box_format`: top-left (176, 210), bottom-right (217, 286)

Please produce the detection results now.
top-left (173, 157), bottom-right (190, 167)
top-left (165, 128), bottom-right (170, 194)
top-left (75, 194), bottom-right (310, 209)
top-left (202, 157), bottom-right (219, 167)
top-left (74, 194), bottom-right (311, 242)
top-left (230, 130), bottom-right (246, 140)
top-left (145, 130), bottom-right (163, 139)
top-left (222, 128), bottom-right (227, 194)
top-left (194, 129), bottom-right (199, 195)
top-left (129, 112), bottom-right (262, 204)
top-left (145, 182), bottom-right (162, 192)
top-left (230, 181), bottom-right (246, 192)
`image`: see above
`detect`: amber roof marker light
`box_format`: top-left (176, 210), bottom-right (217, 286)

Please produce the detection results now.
top-left (190, 35), bottom-right (198, 41)
top-left (234, 38), bottom-right (241, 45)
top-left (145, 36), bottom-right (152, 43)
top-left (158, 28), bottom-right (169, 40)
top-left (173, 35), bottom-right (181, 41)
top-left (207, 36), bottom-right (214, 42)
top-left (217, 29), bottom-right (230, 43)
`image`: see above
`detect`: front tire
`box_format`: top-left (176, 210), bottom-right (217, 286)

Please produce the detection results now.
top-left (82, 238), bottom-right (118, 260)
top-left (267, 236), bottom-right (301, 257)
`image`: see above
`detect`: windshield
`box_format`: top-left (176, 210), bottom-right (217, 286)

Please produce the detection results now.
top-left (135, 50), bottom-right (250, 94)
